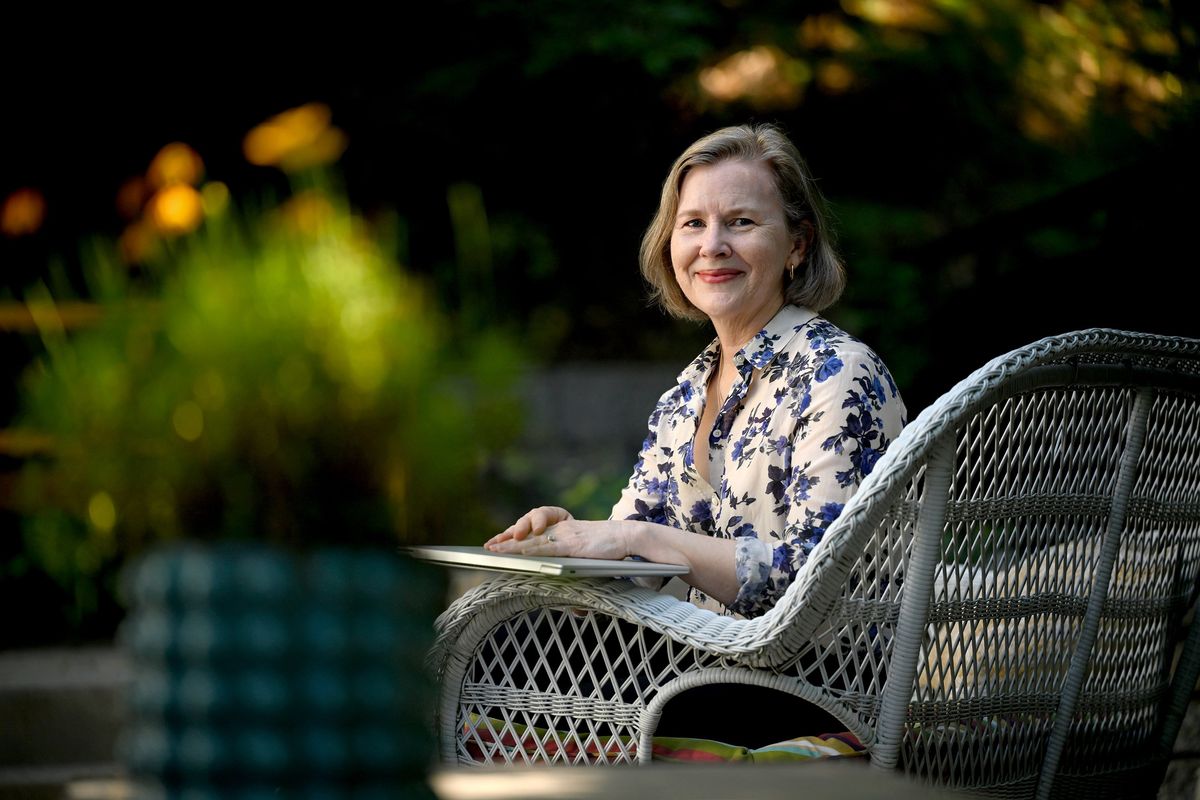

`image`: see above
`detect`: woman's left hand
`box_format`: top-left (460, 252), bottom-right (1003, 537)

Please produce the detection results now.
top-left (485, 519), bottom-right (635, 561)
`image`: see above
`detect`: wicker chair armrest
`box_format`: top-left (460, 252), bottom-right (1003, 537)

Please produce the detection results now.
top-left (430, 573), bottom-right (794, 674)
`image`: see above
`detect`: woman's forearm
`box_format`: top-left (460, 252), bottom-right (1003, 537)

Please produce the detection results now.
top-left (627, 521), bottom-right (740, 607)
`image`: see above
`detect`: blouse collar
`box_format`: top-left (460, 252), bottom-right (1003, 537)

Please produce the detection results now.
top-left (677, 304), bottom-right (818, 387)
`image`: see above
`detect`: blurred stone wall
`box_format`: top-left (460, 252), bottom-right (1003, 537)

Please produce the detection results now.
top-left (518, 362), bottom-right (681, 492)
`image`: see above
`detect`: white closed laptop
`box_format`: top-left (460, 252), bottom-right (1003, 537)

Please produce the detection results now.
top-left (403, 545), bottom-right (689, 578)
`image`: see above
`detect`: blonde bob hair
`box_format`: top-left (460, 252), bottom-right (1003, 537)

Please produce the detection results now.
top-left (639, 123), bottom-right (845, 320)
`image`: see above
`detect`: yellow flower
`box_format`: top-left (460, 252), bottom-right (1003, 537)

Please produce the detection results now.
top-left (148, 184), bottom-right (204, 236)
top-left (119, 218), bottom-right (161, 264)
top-left (147, 142), bottom-right (205, 188)
top-left (243, 103), bottom-right (347, 172)
top-left (2, 187), bottom-right (47, 237)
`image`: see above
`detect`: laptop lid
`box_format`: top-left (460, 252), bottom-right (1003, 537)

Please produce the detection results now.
top-left (403, 545), bottom-right (689, 578)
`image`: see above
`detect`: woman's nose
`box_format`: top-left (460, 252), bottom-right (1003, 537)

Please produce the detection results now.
top-left (699, 225), bottom-right (731, 258)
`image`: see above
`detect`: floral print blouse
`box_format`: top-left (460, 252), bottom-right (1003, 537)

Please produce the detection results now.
top-left (610, 305), bottom-right (906, 618)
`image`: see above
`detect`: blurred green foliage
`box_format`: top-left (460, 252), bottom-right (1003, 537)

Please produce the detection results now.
top-left (14, 178), bottom-right (523, 618)
top-left (557, 469), bottom-right (634, 523)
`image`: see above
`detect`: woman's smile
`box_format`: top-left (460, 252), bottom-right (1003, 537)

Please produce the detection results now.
top-left (697, 268), bottom-right (743, 284)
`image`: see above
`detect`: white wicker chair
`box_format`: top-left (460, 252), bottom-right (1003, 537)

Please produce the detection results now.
top-left (430, 329), bottom-right (1200, 798)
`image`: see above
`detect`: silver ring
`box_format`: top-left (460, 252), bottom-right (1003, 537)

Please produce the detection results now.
top-left (546, 532), bottom-right (556, 543)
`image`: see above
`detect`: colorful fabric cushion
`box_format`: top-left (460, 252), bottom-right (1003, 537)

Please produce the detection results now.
top-left (651, 732), bottom-right (865, 763)
top-left (462, 715), bottom-right (865, 764)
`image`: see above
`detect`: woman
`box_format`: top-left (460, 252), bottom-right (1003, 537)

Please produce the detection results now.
top-left (487, 123), bottom-right (906, 620)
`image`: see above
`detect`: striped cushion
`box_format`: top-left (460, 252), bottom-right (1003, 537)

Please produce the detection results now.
top-left (651, 732), bottom-right (865, 763)
top-left (462, 715), bottom-right (865, 764)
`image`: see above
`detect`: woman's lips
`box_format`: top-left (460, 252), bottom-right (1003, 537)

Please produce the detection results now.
top-left (697, 269), bottom-right (742, 284)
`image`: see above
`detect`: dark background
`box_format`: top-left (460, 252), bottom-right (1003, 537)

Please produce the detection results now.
top-left (2, 2), bottom-right (1198, 643)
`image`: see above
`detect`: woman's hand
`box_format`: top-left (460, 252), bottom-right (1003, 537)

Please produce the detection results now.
top-left (487, 506), bottom-right (574, 545)
top-left (486, 512), bottom-right (634, 562)
top-left (486, 510), bottom-right (740, 606)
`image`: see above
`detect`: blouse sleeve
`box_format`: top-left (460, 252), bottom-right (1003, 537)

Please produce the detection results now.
top-left (609, 381), bottom-right (683, 527)
top-left (609, 423), bottom-right (670, 527)
top-left (610, 387), bottom-right (681, 590)
top-left (728, 347), bottom-right (906, 617)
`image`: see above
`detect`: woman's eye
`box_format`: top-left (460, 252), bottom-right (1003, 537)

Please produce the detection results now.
top-left (731, 218), bottom-right (754, 227)
top-left (683, 219), bottom-right (704, 229)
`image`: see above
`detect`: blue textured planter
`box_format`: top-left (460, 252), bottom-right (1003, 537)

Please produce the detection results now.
top-left (118, 543), bottom-right (442, 797)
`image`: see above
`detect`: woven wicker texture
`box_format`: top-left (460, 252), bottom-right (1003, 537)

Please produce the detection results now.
top-left (430, 329), bottom-right (1200, 798)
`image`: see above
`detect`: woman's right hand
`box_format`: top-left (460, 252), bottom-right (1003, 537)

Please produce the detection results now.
top-left (485, 506), bottom-right (574, 548)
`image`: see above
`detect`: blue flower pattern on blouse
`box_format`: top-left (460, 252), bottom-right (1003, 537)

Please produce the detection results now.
top-left (610, 306), bottom-right (906, 618)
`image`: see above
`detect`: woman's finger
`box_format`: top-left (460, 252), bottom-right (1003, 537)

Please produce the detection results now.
top-left (532, 507), bottom-right (556, 534)
top-left (526, 507), bottom-right (565, 538)
top-left (489, 507), bottom-right (573, 548)
top-left (507, 516), bottom-right (534, 541)
top-left (488, 510), bottom-right (538, 546)
top-left (491, 532), bottom-right (552, 555)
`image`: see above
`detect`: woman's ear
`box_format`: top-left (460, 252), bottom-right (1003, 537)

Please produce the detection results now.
top-left (792, 220), bottom-right (814, 265)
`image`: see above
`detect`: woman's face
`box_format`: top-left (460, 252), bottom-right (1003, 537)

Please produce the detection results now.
top-left (670, 159), bottom-right (801, 336)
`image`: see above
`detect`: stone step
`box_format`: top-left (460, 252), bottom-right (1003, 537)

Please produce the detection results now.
top-left (0, 764), bottom-right (123, 800)
top-left (0, 648), bottom-right (129, 770)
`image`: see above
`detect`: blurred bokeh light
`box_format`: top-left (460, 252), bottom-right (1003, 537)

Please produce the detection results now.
top-left (243, 103), bottom-right (347, 172)
top-left (2, 187), bottom-right (46, 237)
